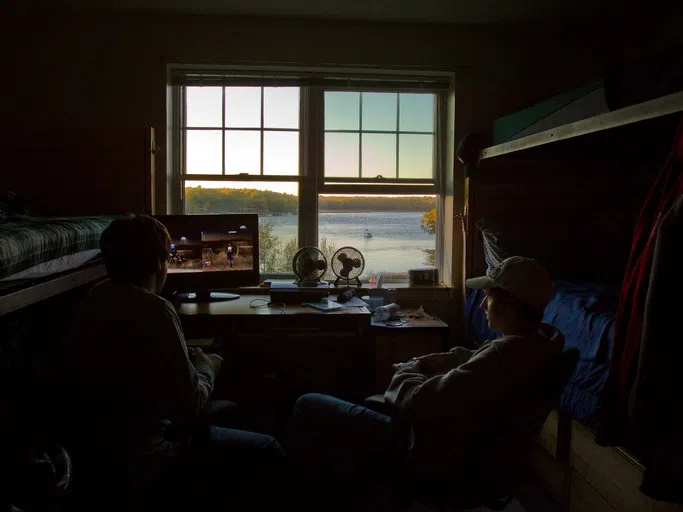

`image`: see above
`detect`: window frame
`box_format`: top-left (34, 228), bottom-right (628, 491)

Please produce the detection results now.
top-left (169, 66), bottom-right (451, 282)
top-left (321, 88), bottom-right (438, 188)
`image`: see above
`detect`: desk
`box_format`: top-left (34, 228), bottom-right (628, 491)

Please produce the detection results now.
top-left (179, 294), bottom-right (372, 436)
top-left (180, 293), bottom-right (370, 318)
top-left (372, 309), bottom-right (450, 392)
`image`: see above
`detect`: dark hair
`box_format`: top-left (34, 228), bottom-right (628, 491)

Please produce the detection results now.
top-left (487, 287), bottom-right (544, 325)
top-left (100, 215), bottom-right (171, 280)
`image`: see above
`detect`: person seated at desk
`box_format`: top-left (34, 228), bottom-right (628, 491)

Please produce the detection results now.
top-left (289, 257), bottom-right (564, 497)
top-left (64, 215), bottom-right (285, 509)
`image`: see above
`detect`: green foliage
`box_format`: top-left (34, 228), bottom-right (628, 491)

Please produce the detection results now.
top-left (420, 208), bottom-right (436, 235)
top-left (186, 186), bottom-right (298, 215)
top-left (185, 186), bottom-right (436, 215)
top-left (258, 220), bottom-right (280, 273)
top-left (319, 236), bottom-right (337, 281)
top-left (277, 238), bottom-right (299, 273)
top-left (320, 195), bottom-right (435, 212)
top-left (422, 248), bottom-right (436, 267)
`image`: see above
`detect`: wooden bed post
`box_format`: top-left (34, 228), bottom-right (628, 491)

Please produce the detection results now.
top-left (556, 409), bottom-right (573, 510)
top-left (145, 126), bottom-right (158, 215)
top-left (456, 132), bottom-right (487, 288)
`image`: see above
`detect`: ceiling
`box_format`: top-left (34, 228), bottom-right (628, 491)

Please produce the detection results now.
top-left (26, 0), bottom-right (639, 24)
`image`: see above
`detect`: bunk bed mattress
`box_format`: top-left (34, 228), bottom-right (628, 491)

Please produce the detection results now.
top-left (0, 216), bottom-right (115, 280)
top-left (464, 281), bottom-right (618, 428)
top-left (0, 249), bottom-right (102, 281)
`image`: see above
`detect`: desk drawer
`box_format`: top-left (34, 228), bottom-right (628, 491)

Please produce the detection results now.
top-left (238, 315), bottom-right (362, 334)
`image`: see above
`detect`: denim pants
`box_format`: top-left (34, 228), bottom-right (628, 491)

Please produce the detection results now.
top-left (288, 393), bottom-right (409, 485)
top-left (181, 426), bottom-right (286, 509)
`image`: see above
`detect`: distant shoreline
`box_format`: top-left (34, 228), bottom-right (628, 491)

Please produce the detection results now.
top-left (317, 210), bottom-right (428, 214)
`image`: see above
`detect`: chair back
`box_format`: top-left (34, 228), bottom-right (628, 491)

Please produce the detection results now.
top-left (470, 347), bottom-right (579, 494)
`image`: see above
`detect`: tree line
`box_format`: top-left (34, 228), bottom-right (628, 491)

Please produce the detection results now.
top-left (186, 186), bottom-right (435, 214)
top-left (186, 187), bottom-right (298, 215)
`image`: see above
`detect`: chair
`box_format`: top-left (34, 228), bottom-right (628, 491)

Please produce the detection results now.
top-left (364, 347), bottom-right (580, 511)
top-left (62, 399), bottom-right (240, 512)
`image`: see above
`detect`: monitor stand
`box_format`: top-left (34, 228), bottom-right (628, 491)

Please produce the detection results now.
top-left (183, 290), bottom-right (240, 302)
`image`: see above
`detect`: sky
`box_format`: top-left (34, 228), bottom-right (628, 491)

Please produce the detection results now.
top-left (185, 87), bottom-right (435, 196)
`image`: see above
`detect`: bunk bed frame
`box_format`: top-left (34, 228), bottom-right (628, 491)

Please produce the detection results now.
top-left (0, 263), bottom-right (106, 317)
top-left (465, 90), bottom-right (683, 512)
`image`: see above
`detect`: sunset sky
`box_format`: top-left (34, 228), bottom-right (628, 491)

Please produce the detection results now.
top-left (184, 87), bottom-right (435, 196)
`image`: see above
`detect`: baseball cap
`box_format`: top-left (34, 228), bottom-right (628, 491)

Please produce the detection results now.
top-left (465, 256), bottom-right (553, 310)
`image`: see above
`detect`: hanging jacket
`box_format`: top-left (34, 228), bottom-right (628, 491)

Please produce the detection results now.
top-left (597, 118), bottom-right (683, 445)
top-left (629, 193), bottom-right (683, 503)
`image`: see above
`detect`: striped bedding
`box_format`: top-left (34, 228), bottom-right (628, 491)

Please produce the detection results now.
top-left (0, 216), bottom-right (116, 279)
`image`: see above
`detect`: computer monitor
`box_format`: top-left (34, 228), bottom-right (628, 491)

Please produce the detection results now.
top-left (155, 214), bottom-right (260, 301)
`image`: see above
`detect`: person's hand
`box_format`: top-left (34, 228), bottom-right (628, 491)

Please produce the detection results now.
top-left (206, 353), bottom-right (223, 375)
top-left (392, 358), bottom-right (420, 372)
top-left (192, 348), bottom-right (223, 375)
top-left (170, 291), bottom-right (183, 312)
top-left (413, 352), bottom-right (454, 376)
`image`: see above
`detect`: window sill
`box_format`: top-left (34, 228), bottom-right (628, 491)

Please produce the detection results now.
top-left (217, 279), bottom-right (451, 296)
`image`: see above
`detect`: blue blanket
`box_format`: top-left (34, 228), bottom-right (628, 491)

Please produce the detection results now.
top-left (464, 281), bottom-right (618, 428)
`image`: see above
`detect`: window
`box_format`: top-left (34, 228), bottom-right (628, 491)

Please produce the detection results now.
top-left (179, 85), bottom-right (301, 275)
top-left (170, 69), bottom-right (450, 282)
top-left (318, 195), bottom-right (437, 283)
top-left (184, 86), bottom-right (300, 177)
top-left (323, 92), bottom-right (435, 181)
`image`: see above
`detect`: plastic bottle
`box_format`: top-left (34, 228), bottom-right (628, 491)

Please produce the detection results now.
top-left (375, 303), bottom-right (400, 321)
top-left (386, 288), bottom-right (396, 305)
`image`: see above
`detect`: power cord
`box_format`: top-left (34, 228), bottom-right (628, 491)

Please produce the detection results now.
top-left (249, 298), bottom-right (286, 314)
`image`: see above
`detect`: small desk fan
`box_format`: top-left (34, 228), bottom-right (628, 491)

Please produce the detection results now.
top-left (292, 246), bottom-right (328, 286)
top-left (331, 246), bottom-right (365, 287)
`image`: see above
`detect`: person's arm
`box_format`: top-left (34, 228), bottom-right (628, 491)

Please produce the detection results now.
top-left (384, 343), bottom-right (502, 419)
top-left (148, 301), bottom-right (216, 418)
top-left (399, 347), bottom-right (477, 377)
top-left (448, 346), bottom-right (477, 366)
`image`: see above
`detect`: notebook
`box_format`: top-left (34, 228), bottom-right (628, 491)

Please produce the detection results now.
top-left (301, 300), bottom-right (345, 312)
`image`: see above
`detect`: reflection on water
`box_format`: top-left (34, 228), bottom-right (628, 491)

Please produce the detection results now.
top-left (267, 211), bottom-right (435, 274)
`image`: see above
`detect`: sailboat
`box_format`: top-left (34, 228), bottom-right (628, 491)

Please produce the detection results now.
top-left (364, 218), bottom-right (373, 239)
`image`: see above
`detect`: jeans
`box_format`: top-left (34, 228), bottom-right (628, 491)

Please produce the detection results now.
top-left (288, 393), bottom-right (409, 484)
top-left (181, 426), bottom-right (286, 509)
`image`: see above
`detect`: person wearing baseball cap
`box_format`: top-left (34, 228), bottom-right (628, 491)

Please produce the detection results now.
top-left (466, 256), bottom-right (555, 332)
top-left (288, 256), bottom-right (564, 497)
top-left (382, 256), bottom-right (565, 486)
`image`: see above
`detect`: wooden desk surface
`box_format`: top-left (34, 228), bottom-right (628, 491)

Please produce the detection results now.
top-left (178, 294), bottom-right (371, 317)
top-left (370, 308), bottom-right (449, 329)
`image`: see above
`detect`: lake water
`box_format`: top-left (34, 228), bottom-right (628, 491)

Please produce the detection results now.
top-left (265, 211), bottom-right (435, 274)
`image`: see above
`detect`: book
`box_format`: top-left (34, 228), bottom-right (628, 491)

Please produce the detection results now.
top-left (301, 300), bottom-right (345, 312)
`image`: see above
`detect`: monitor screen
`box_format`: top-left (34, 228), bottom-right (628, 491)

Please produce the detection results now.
top-left (155, 214), bottom-right (260, 293)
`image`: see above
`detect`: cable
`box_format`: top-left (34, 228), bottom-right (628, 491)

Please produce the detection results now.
top-left (271, 302), bottom-right (286, 315)
top-left (249, 299), bottom-right (271, 308)
top-left (249, 298), bottom-right (286, 314)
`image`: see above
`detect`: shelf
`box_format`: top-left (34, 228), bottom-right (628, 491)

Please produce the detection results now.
top-left (480, 90), bottom-right (683, 160)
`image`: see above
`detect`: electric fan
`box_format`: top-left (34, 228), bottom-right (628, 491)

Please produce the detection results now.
top-left (331, 246), bottom-right (365, 287)
top-left (292, 246), bottom-right (328, 286)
